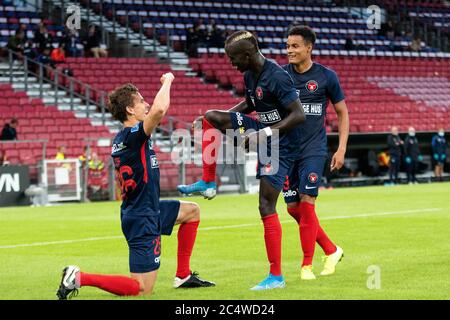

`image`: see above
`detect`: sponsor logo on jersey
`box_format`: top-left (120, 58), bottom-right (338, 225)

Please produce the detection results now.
top-left (306, 80), bottom-right (318, 93)
top-left (302, 103), bottom-right (323, 116)
top-left (239, 127), bottom-right (245, 134)
top-left (112, 142), bottom-right (126, 153)
top-left (256, 87), bottom-right (264, 100)
top-left (257, 109), bottom-right (281, 124)
top-left (308, 172), bottom-right (318, 184)
top-left (305, 185), bottom-right (318, 190)
top-left (282, 189), bottom-right (297, 197)
top-left (150, 155), bottom-right (159, 168)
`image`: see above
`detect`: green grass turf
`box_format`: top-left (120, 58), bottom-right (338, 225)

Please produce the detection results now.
top-left (1, 183), bottom-right (450, 300)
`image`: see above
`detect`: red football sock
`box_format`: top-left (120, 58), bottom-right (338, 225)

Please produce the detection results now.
top-left (201, 118), bottom-right (221, 183)
top-left (287, 206), bottom-right (300, 223)
top-left (289, 203), bottom-right (337, 256)
top-left (262, 213), bottom-right (282, 276)
top-left (316, 225), bottom-right (337, 256)
top-left (176, 220), bottom-right (200, 279)
top-left (297, 202), bottom-right (319, 266)
top-left (80, 272), bottom-right (140, 296)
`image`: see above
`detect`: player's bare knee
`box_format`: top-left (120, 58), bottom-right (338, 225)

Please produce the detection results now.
top-left (179, 202), bottom-right (200, 223)
top-left (258, 200), bottom-right (275, 216)
top-left (300, 194), bottom-right (316, 204)
top-left (188, 202), bottom-right (200, 222)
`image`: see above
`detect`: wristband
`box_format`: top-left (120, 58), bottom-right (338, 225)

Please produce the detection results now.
top-left (262, 127), bottom-right (273, 137)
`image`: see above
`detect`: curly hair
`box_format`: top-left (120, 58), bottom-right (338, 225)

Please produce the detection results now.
top-left (108, 83), bottom-right (139, 123)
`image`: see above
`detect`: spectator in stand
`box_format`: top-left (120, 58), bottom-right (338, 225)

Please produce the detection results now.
top-left (404, 127), bottom-right (422, 184)
top-left (78, 146), bottom-right (91, 167)
top-left (7, 30), bottom-right (25, 60)
top-left (186, 26), bottom-right (200, 57)
top-left (205, 19), bottom-right (225, 48)
top-left (63, 29), bottom-right (82, 57)
top-left (379, 19), bottom-right (395, 39)
top-left (387, 126), bottom-right (403, 185)
top-left (83, 25), bottom-right (108, 58)
top-left (0, 118), bottom-right (18, 140)
top-left (344, 35), bottom-right (367, 51)
top-left (0, 150), bottom-right (10, 166)
top-left (34, 22), bottom-right (53, 53)
top-left (55, 146), bottom-right (66, 160)
top-left (431, 128), bottom-right (447, 182)
top-left (17, 23), bottom-right (28, 41)
top-left (37, 45), bottom-right (54, 77)
top-left (51, 42), bottom-right (66, 64)
top-left (409, 36), bottom-right (422, 52)
top-left (88, 152), bottom-right (105, 171)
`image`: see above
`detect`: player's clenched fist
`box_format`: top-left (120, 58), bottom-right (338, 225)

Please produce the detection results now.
top-left (160, 72), bottom-right (175, 84)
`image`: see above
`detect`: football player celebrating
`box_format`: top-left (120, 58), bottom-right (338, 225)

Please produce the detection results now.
top-left (178, 31), bottom-right (306, 290)
top-left (56, 74), bottom-right (214, 300)
top-left (282, 26), bottom-right (349, 279)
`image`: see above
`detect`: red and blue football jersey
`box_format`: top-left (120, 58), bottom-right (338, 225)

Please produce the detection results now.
top-left (111, 121), bottom-right (160, 217)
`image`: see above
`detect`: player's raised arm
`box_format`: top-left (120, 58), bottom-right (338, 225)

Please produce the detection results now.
top-left (143, 72), bottom-right (175, 136)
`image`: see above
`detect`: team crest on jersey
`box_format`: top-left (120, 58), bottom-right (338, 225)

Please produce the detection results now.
top-left (306, 80), bottom-right (318, 93)
top-left (256, 87), bottom-right (263, 100)
top-left (308, 172), bottom-right (318, 184)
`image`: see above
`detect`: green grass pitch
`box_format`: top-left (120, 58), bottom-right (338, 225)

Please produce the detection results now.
top-left (1, 183), bottom-right (450, 300)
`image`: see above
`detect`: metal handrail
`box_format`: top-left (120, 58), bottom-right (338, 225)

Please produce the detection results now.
top-left (7, 48), bottom-right (108, 124)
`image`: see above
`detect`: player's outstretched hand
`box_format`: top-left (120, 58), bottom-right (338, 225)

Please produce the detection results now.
top-left (160, 72), bottom-right (175, 84)
top-left (330, 149), bottom-right (345, 172)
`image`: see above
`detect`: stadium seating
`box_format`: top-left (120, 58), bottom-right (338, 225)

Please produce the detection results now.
top-left (0, 84), bottom-right (111, 172)
top-left (189, 53), bottom-right (450, 133)
top-left (0, 1), bottom-right (66, 49)
top-left (56, 57), bottom-right (242, 127)
top-left (84, 0), bottom-right (443, 53)
top-left (374, 0), bottom-right (449, 34)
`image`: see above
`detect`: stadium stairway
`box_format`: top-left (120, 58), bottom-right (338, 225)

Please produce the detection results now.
top-left (50, 0), bottom-right (192, 71)
top-left (0, 60), bottom-right (120, 133)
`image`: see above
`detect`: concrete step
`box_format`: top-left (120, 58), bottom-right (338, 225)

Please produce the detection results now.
top-left (43, 96), bottom-right (82, 105)
top-left (8, 76), bottom-right (37, 83)
top-left (12, 83), bottom-right (52, 90)
top-left (27, 89), bottom-right (67, 98)
top-left (59, 104), bottom-right (97, 112)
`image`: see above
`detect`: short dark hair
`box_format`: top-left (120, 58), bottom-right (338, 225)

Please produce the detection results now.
top-left (287, 25), bottom-right (316, 45)
top-left (225, 30), bottom-right (259, 51)
top-left (108, 84), bottom-right (139, 123)
top-left (10, 118), bottom-right (18, 125)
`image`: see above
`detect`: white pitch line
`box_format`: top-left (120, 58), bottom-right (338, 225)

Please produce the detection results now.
top-left (0, 208), bottom-right (442, 249)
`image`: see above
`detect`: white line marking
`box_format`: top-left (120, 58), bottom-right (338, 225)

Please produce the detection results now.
top-left (0, 208), bottom-right (442, 249)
